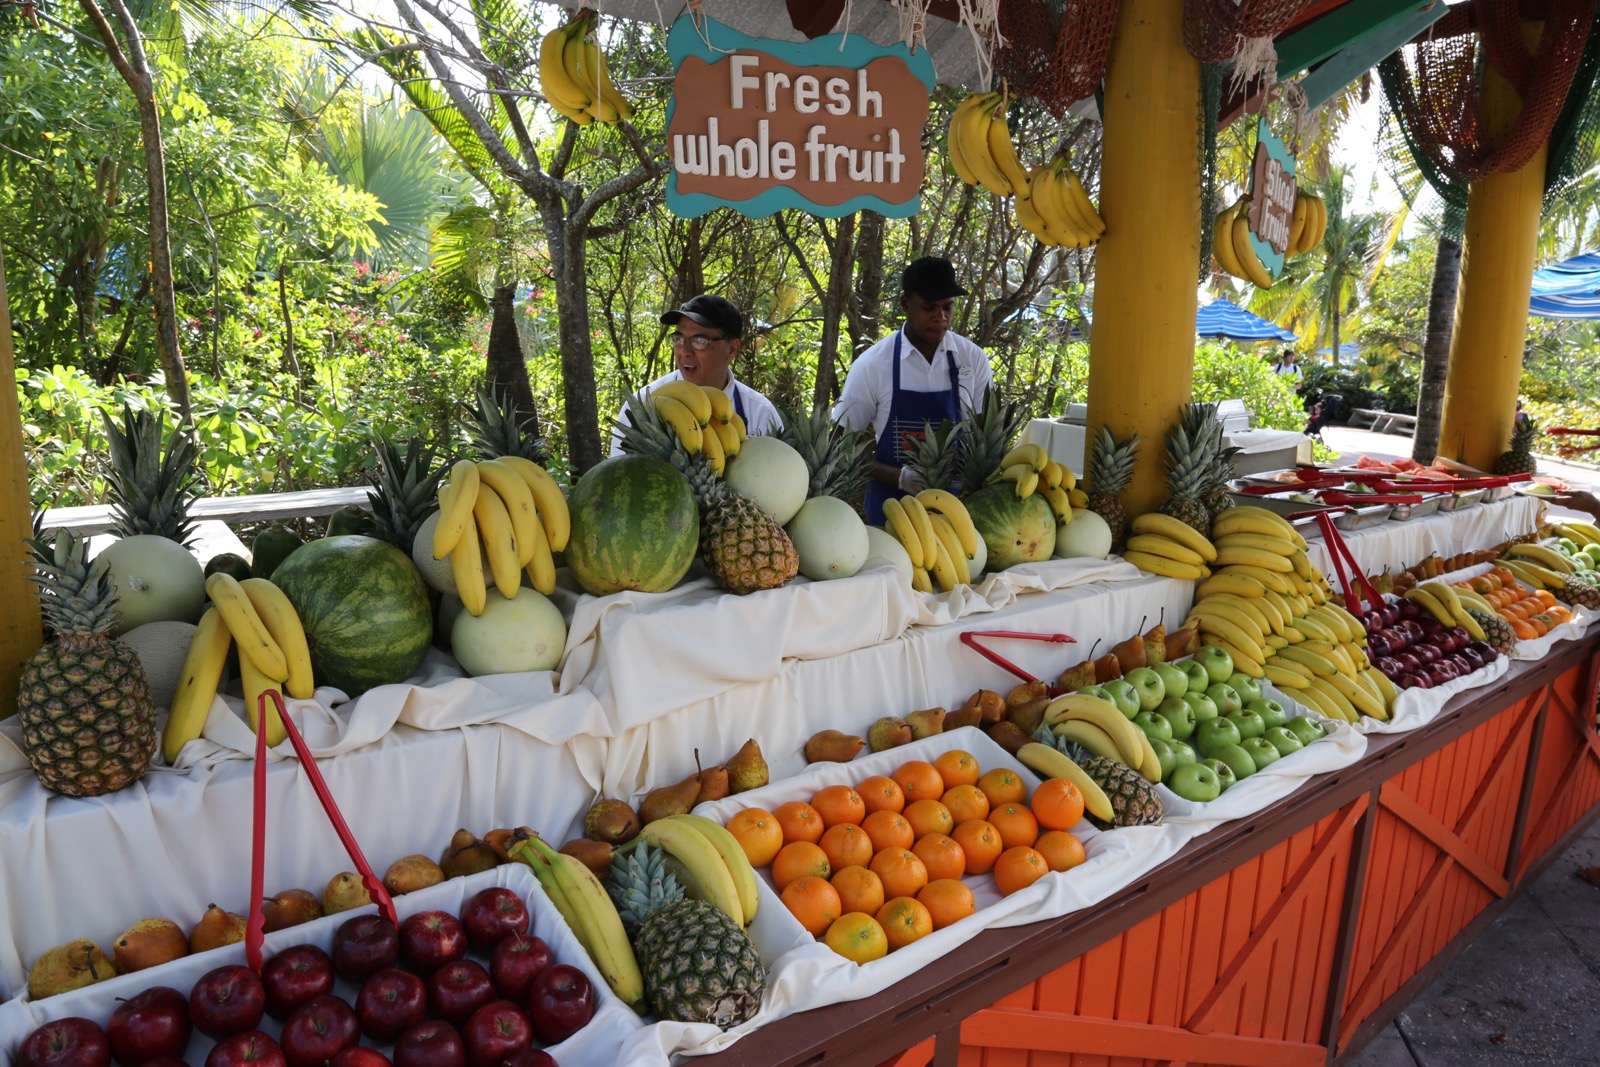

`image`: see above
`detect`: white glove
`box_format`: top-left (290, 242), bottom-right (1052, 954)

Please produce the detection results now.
top-left (897, 466), bottom-right (923, 494)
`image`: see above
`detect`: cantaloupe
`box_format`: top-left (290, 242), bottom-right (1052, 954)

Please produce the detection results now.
top-left (786, 497), bottom-right (870, 581)
top-left (119, 620), bottom-right (197, 708)
top-left (723, 436), bottom-right (809, 525)
top-left (863, 526), bottom-right (913, 583)
top-left (1055, 508), bottom-right (1113, 559)
top-left (92, 535), bottom-right (207, 635)
top-left (451, 588), bottom-right (567, 676)
top-left (412, 512), bottom-right (458, 595)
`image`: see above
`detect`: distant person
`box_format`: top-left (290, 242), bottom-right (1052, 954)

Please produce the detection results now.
top-left (1272, 349), bottom-right (1302, 379)
top-left (1515, 398), bottom-right (1529, 428)
top-left (1304, 396), bottom-right (1334, 440)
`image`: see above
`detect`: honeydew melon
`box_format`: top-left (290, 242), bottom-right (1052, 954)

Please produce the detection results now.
top-left (119, 620), bottom-right (198, 708)
top-left (723, 436), bottom-right (810, 525)
top-left (1055, 508), bottom-right (1113, 559)
top-left (451, 588), bottom-right (567, 676)
top-left (92, 534), bottom-right (207, 635)
top-left (412, 512), bottom-right (457, 595)
top-left (863, 526), bottom-right (913, 583)
top-left (786, 496), bottom-right (870, 581)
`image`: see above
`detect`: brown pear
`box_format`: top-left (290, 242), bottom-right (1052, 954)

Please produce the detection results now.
top-left (1111, 621), bottom-right (1147, 674)
top-left (484, 826), bottom-right (538, 863)
top-left (696, 764), bottom-right (731, 805)
top-left (1093, 653), bottom-right (1123, 683)
top-left (1165, 622), bottom-right (1200, 660)
top-left (27, 940), bottom-right (116, 999)
top-left (260, 889), bottom-right (322, 933)
top-left (189, 904), bottom-right (247, 953)
top-left (803, 729), bottom-right (866, 763)
top-left (1006, 696), bottom-right (1051, 735)
top-left (1006, 681), bottom-right (1049, 708)
top-left (868, 716), bottom-right (914, 752)
top-left (985, 720), bottom-right (1032, 754)
top-left (1142, 621), bottom-right (1168, 666)
top-left (585, 799), bottom-right (642, 844)
top-left (559, 838), bottom-right (616, 876)
top-left (726, 738), bottom-right (769, 793)
top-left (942, 703), bottom-right (983, 731)
top-left (113, 918), bottom-right (189, 973)
top-left (904, 707), bottom-right (947, 740)
top-left (439, 829), bottom-right (500, 879)
top-left (1056, 659), bottom-right (1097, 692)
top-left (383, 854), bottom-right (446, 896)
top-left (639, 772), bottom-right (702, 824)
top-left (323, 871), bottom-right (374, 914)
top-left (969, 690), bottom-right (1007, 726)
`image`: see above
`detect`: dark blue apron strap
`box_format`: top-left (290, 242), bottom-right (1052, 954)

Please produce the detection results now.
top-left (944, 350), bottom-right (961, 422)
top-left (732, 383), bottom-right (747, 423)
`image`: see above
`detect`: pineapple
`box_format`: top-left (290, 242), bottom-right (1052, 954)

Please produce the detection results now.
top-left (1158, 411), bottom-right (1215, 536)
top-left (1552, 574), bottom-right (1600, 611)
top-left (1179, 403), bottom-right (1239, 520)
top-left (608, 842), bottom-right (765, 1028)
top-left (101, 406), bottom-right (200, 545)
top-left (1085, 426), bottom-right (1140, 550)
top-left (903, 419), bottom-right (963, 496)
top-left (1467, 608), bottom-right (1518, 655)
top-left (958, 386), bottom-right (1029, 489)
top-left (17, 529), bottom-right (156, 797)
top-left (366, 436), bottom-right (444, 556)
top-left (774, 401), bottom-right (872, 506)
top-left (616, 400), bottom-right (798, 595)
top-left (1034, 725), bottom-right (1163, 827)
top-left (1494, 417), bottom-right (1539, 476)
top-left (466, 383), bottom-right (548, 464)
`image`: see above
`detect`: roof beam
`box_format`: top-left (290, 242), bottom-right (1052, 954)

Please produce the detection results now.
top-left (1274, 0), bottom-right (1440, 80)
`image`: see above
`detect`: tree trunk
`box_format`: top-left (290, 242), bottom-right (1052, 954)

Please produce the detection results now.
top-left (1331, 306), bottom-right (1341, 370)
top-left (851, 210), bottom-right (885, 355)
top-left (485, 281), bottom-right (540, 439)
top-left (814, 213), bottom-right (858, 409)
top-left (1413, 235), bottom-right (1462, 463)
top-left (277, 264), bottom-right (304, 406)
top-left (553, 226), bottom-right (602, 473)
top-left (674, 217), bottom-right (706, 305)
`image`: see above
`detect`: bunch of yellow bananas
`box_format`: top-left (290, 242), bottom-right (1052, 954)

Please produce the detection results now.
top-left (1552, 519), bottom-right (1600, 547)
top-left (1404, 580), bottom-right (1488, 641)
top-left (1124, 512), bottom-right (1217, 580)
top-left (537, 13), bottom-right (631, 126)
top-left (1039, 691), bottom-right (1162, 782)
top-left (948, 90), bottom-right (1029, 198)
top-left (1286, 189), bottom-right (1327, 256)
top-left (431, 456), bottom-right (572, 615)
top-left (883, 489), bottom-right (981, 593)
top-left (1212, 195), bottom-right (1275, 289)
top-left (990, 442), bottom-right (1076, 516)
top-left (162, 573), bottom-right (314, 761)
top-left (646, 380), bottom-right (747, 476)
top-left (1017, 156), bottom-right (1105, 249)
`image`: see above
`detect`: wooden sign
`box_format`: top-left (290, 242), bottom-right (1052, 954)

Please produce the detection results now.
top-left (664, 15), bottom-right (934, 219)
top-left (1245, 118), bottom-right (1298, 279)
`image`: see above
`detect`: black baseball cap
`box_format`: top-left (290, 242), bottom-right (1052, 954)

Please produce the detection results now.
top-left (901, 257), bottom-right (969, 301)
top-left (661, 294), bottom-right (743, 340)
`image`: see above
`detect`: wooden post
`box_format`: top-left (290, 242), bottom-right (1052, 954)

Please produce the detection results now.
top-left (0, 244), bottom-right (45, 717)
top-left (1087, 0), bottom-right (1201, 518)
top-left (1436, 25), bottom-right (1547, 473)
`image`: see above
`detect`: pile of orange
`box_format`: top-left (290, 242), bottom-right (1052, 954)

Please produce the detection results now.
top-left (725, 750), bottom-right (1088, 965)
top-left (1454, 570), bottom-right (1572, 641)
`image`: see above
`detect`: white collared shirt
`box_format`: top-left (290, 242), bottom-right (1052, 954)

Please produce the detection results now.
top-left (832, 326), bottom-right (993, 441)
top-left (609, 370), bottom-right (783, 456)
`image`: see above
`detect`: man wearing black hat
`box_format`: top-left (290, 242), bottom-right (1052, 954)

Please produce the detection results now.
top-left (610, 294), bottom-right (781, 456)
top-left (834, 256), bottom-right (993, 525)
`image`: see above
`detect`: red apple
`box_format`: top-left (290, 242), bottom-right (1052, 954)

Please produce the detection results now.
top-left (458, 889), bottom-right (529, 952)
top-left (495, 1052), bottom-right (556, 1067)
top-left (134, 1060), bottom-right (187, 1067)
top-left (392, 1021), bottom-right (465, 1067)
top-left (426, 960), bottom-right (496, 1029)
top-left (18, 1018), bottom-right (112, 1067)
top-left (189, 965), bottom-right (267, 1040)
top-left (261, 945), bottom-right (336, 1021)
top-left (489, 934), bottom-right (553, 1004)
top-left (526, 964), bottom-right (594, 1045)
top-left (329, 1050), bottom-right (392, 1067)
top-left (107, 986), bottom-right (191, 1066)
top-left (355, 968), bottom-right (428, 1044)
top-left (333, 915), bottom-right (399, 984)
top-left (278, 995), bottom-right (359, 1067)
top-left (398, 911), bottom-right (467, 974)
top-left (461, 1001), bottom-right (531, 1067)
top-left (205, 1031), bottom-right (287, 1067)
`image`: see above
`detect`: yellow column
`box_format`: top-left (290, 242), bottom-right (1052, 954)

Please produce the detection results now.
top-left (0, 245), bottom-right (44, 717)
top-left (1087, 0), bottom-right (1201, 518)
top-left (1436, 26), bottom-right (1546, 471)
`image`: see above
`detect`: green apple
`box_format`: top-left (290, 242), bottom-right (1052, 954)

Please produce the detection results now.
top-left (1226, 709), bottom-right (1267, 740)
top-left (1155, 696), bottom-right (1196, 741)
top-left (1205, 682), bottom-right (1243, 715)
top-left (1101, 679), bottom-right (1142, 719)
top-left (1246, 697), bottom-right (1289, 730)
top-left (1227, 673), bottom-right (1262, 704)
top-left (1195, 645), bottom-right (1234, 683)
top-left (1195, 716), bottom-right (1242, 759)
top-left (1076, 684), bottom-right (1115, 705)
top-left (1182, 691), bottom-right (1219, 725)
top-left (1286, 715), bottom-right (1326, 747)
top-left (1123, 667), bottom-right (1166, 711)
top-left (1149, 736), bottom-right (1177, 780)
top-left (1583, 543), bottom-right (1600, 565)
top-left (1169, 739), bottom-right (1197, 765)
top-left (1201, 757), bottom-right (1236, 792)
top-left (1153, 662), bottom-right (1190, 700)
top-left (1240, 736), bottom-right (1281, 770)
top-left (1166, 761), bottom-right (1222, 803)
top-left (1210, 742), bottom-right (1257, 780)
top-left (1176, 659), bottom-right (1212, 694)
top-left (1132, 710), bottom-right (1173, 743)
top-left (1263, 726), bottom-right (1304, 757)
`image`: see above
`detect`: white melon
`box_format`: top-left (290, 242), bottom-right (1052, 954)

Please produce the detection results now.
top-left (968, 529), bottom-right (988, 577)
top-left (786, 496), bottom-right (870, 581)
top-left (92, 535), bottom-right (206, 635)
top-left (451, 588), bottom-right (567, 676)
top-left (1055, 508), bottom-right (1113, 559)
top-left (723, 436), bottom-right (810, 525)
top-left (118, 620), bottom-right (197, 708)
top-left (863, 525), bottom-right (914, 582)
top-left (411, 512), bottom-right (458, 595)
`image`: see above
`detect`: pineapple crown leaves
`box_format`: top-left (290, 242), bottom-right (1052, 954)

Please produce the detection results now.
top-left (466, 383), bottom-right (549, 465)
top-left (101, 406), bottom-right (201, 545)
top-left (958, 385), bottom-right (1030, 489)
top-left (25, 528), bottom-right (120, 637)
top-left (1162, 409), bottom-right (1217, 499)
top-left (606, 840), bottom-right (685, 934)
top-left (1088, 425), bottom-right (1140, 496)
top-left (364, 435), bottom-right (445, 554)
top-left (904, 418), bottom-right (963, 495)
top-left (773, 401), bottom-right (873, 503)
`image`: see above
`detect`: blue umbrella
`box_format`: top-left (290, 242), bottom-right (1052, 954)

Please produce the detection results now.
top-left (1196, 299), bottom-right (1298, 342)
top-left (1529, 250), bottom-right (1600, 320)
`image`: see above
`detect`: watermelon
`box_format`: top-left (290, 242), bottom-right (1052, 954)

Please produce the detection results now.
top-left (270, 535), bottom-right (432, 696)
top-left (964, 484), bottom-right (1056, 571)
top-left (566, 455), bottom-right (699, 596)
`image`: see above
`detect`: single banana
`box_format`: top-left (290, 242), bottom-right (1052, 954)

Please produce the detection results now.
top-left (240, 578), bottom-right (314, 700)
top-left (473, 482), bottom-right (524, 599)
top-left (1508, 543), bottom-right (1574, 574)
top-left (1048, 695), bottom-right (1145, 768)
top-left (1196, 572), bottom-right (1269, 600)
top-left (1265, 653), bottom-right (1314, 680)
top-left (711, 417), bottom-right (741, 459)
top-left (1364, 667), bottom-right (1399, 715)
top-left (1015, 191), bottom-right (1059, 246)
top-left (916, 488), bottom-right (979, 557)
top-left (930, 515), bottom-right (972, 586)
top-left (1291, 683), bottom-right (1341, 722)
top-left (1212, 199), bottom-right (1247, 279)
top-left (1233, 215), bottom-right (1273, 289)
top-left (1402, 586), bottom-right (1456, 627)
top-left (1498, 558), bottom-right (1547, 590)
top-left (655, 380), bottom-right (712, 426)
top-left (1214, 545), bottom-right (1294, 573)
top-left (451, 510), bottom-right (488, 616)
top-left (433, 460), bottom-right (481, 560)
top-left (700, 384), bottom-right (733, 426)
top-left (1263, 664), bottom-right (1310, 690)
top-left (206, 573), bottom-right (289, 682)
top-left (1287, 195), bottom-right (1308, 255)
top-left (1423, 581), bottom-right (1467, 624)
top-left (1131, 512), bottom-right (1217, 561)
top-left (1188, 608), bottom-right (1266, 652)
top-left (238, 644), bottom-right (289, 747)
top-left (1324, 669), bottom-right (1384, 718)
top-left (522, 514), bottom-right (557, 596)
top-left (1276, 643), bottom-right (1341, 678)
top-left (571, 34), bottom-right (618, 123)
top-left (1288, 616), bottom-right (1336, 643)
top-left (1123, 550), bottom-right (1207, 580)
top-left (669, 815), bottom-right (759, 927)
top-left (1220, 505), bottom-right (1305, 545)
top-left (1227, 565), bottom-right (1294, 594)
top-left (513, 840), bottom-right (587, 956)
top-left (1001, 442), bottom-right (1048, 472)
top-left (881, 497), bottom-right (925, 570)
top-left (729, 412), bottom-right (748, 440)
top-left (497, 455), bottom-right (571, 553)
top-left (1309, 605), bottom-right (1355, 643)
top-left (162, 605), bottom-right (233, 763)
top-left (1262, 589), bottom-right (1302, 625)
top-left (523, 837), bottom-right (644, 1005)
top-left (1212, 510), bottom-right (1296, 542)
top-left (946, 104), bottom-right (980, 186)
top-left (636, 818), bottom-right (746, 926)
top-left (1201, 636), bottom-right (1264, 676)
top-left (1041, 460), bottom-right (1065, 490)
top-left (1053, 719), bottom-right (1125, 764)
top-left (1016, 742), bottom-right (1115, 822)
top-left (652, 394), bottom-right (703, 454)
top-left (1067, 487), bottom-right (1088, 508)
top-left (1306, 676), bottom-right (1359, 723)
top-left (1040, 483), bottom-right (1074, 525)
top-left (1213, 532), bottom-right (1295, 557)
top-left (1206, 592), bottom-right (1280, 636)
top-left (476, 459), bottom-right (541, 567)
top-left (929, 536), bottom-right (959, 592)
top-left (589, 40), bottom-right (633, 122)
top-left (1134, 729), bottom-right (1162, 782)
top-left (1126, 534), bottom-right (1206, 567)
top-left (910, 565), bottom-right (933, 593)
top-left (900, 495), bottom-right (940, 573)
top-left (984, 95), bottom-right (1030, 197)
top-left (700, 416), bottom-right (727, 476)
top-left (1060, 166), bottom-right (1106, 238)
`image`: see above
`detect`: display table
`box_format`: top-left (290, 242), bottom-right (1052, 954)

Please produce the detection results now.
top-left (1301, 495), bottom-right (1542, 580)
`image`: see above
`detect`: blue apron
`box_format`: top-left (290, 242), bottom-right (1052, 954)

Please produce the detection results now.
top-left (864, 333), bottom-right (962, 526)
top-left (731, 383), bottom-right (747, 425)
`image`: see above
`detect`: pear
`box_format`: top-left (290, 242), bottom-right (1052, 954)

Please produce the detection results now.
top-left (559, 838), bottom-right (616, 876)
top-left (1006, 696), bottom-right (1051, 735)
top-left (868, 716), bottom-right (913, 752)
top-left (726, 738), bottom-right (769, 794)
top-left (965, 690), bottom-right (1006, 726)
top-left (904, 707), bottom-right (947, 740)
top-left (439, 829), bottom-right (500, 879)
top-left (1111, 620), bottom-right (1147, 674)
top-left (384, 854), bottom-right (446, 896)
top-left (639, 772), bottom-right (702, 824)
top-left (1056, 658), bottom-right (1097, 692)
top-left (260, 889), bottom-right (322, 933)
top-left (484, 826), bottom-right (537, 862)
top-left (27, 939), bottom-right (116, 999)
top-left (1142, 616), bottom-right (1168, 666)
top-left (584, 799), bottom-right (641, 844)
top-left (985, 721), bottom-right (1031, 755)
top-left (942, 704), bottom-right (983, 731)
top-left (1164, 622), bottom-right (1200, 660)
top-left (1006, 681), bottom-right (1049, 708)
top-left (189, 904), bottom-right (247, 953)
top-left (323, 871), bottom-right (374, 914)
top-left (696, 762), bottom-right (731, 805)
top-left (1093, 653), bottom-right (1123, 683)
top-left (803, 729), bottom-right (865, 763)
top-left (113, 918), bottom-right (189, 973)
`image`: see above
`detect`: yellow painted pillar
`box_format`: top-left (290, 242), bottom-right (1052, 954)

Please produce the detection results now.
top-left (1087, 0), bottom-right (1201, 518)
top-left (0, 245), bottom-right (44, 717)
top-left (1436, 25), bottom-right (1546, 471)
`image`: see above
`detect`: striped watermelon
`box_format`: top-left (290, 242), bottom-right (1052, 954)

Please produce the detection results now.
top-left (270, 535), bottom-right (432, 696)
top-left (566, 456), bottom-right (699, 596)
top-left (965, 484), bottom-right (1056, 571)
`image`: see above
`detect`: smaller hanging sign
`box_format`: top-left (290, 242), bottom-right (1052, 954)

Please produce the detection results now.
top-left (1245, 117), bottom-right (1298, 280)
top-left (664, 15), bottom-right (935, 219)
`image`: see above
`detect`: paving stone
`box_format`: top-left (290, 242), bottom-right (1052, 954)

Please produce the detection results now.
top-left (1342, 1022), bottom-right (1417, 1067)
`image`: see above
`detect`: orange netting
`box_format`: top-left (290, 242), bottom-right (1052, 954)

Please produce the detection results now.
top-left (993, 0), bottom-right (1120, 116)
top-left (1182, 0), bottom-right (1317, 64)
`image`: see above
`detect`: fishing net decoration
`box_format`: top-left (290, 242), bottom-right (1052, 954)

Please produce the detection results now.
top-left (992, 0), bottom-right (1120, 117)
top-left (1182, 0), bottom-right (1318, 64)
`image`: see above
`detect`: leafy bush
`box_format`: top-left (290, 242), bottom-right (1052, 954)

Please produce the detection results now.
top-left (1191, 342), bottom-right (1304, 431)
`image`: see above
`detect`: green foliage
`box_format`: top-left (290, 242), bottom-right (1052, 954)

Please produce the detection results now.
top-left (1190, 342), bottom-right (1304, 432)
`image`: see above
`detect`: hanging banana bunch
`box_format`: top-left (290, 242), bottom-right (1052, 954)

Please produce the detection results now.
top-left (1018, 153), bottom-right (1105, 249)
top-left (1212, 195), bottom-right (1274, 289)
top-left (537, 12), bottom-right (633, 126)
top-left (1286, 188), bottom-right (1326, 256)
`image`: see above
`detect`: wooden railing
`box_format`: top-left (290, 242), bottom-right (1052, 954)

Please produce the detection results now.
top-left (41, 486), bottom-right (371, 537)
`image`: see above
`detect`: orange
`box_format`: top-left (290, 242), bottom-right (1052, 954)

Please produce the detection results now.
top-left (772, 841), bottom-right (831, 891)
top-left (977, 767), bottom-right (1026, 808)
top-left (1512, 619), bottom-right (1539, 641)
top-left (941, 784), bottom-right (990, 825)
top-left (725, 808), bottom-right (783, 868)
top-left (870, 846), bottom-right (930, 899)
top-left (831, 865), bottom-right (885, 916)
top-left (861, 809), bottom-right (916, 853)
top-left (1034, 830), bottom-right (1088, 873)
top-left (811, 785), bottom-right (867, 828)
top-left (989, 803), bottom-right (1040, 850)
top-left (1029, 778), bottom-right (1085, 831)
top-left (774, 801), bottom-right (824, 845)
top-left (819, 823), bottom-right (874, 871)
top-left (903, 798), bottom-right (954, 839)
top-left (911, 832), bottom-right (966, 882)
top-left (1529, 613), bottom-right (1553, 636)
top-left (917, 879), bottom-right (976, 930)
top-left (932, 749), bottom-right (981, 791)
top-left (1549, 605), bottom-right (1573, 623)
top-left (1534, 588), bottom-right (1558, 608)
top-left (824, 913), bottom-right (887, 965)
top-left (891, 760), bottom-right (945, 804)
top-left (1501, 602), bottom-right (1528, 621)
top-left (856, 775), bottom-right (906, 814)
top-left (993, 845), bottom-right (1050, 896)
top-left (781, 875), bottom-right (841, 937)
top-left (951, 819), bottom-right (1004, 875)
top-left (875, 897), bottom-right (933, 951)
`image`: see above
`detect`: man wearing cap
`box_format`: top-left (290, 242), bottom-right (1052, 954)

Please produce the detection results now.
top-left (833, 256), bottom-right (993, 525)
top-left (610, 294), bottom-right (782, 456)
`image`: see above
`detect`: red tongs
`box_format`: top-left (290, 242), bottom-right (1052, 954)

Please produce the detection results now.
top-left (246, 690), bottom-right (397, 973)
top-left (1314, 512), bottom-right (1384, 613)
top-left (1318, 490), bottom-right (1425, 507)
top-left (959, 630), bottom-right (1077, 695)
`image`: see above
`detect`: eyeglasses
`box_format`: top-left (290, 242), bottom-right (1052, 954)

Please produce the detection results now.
top-left (669, 332), bottom-right (726, 352)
